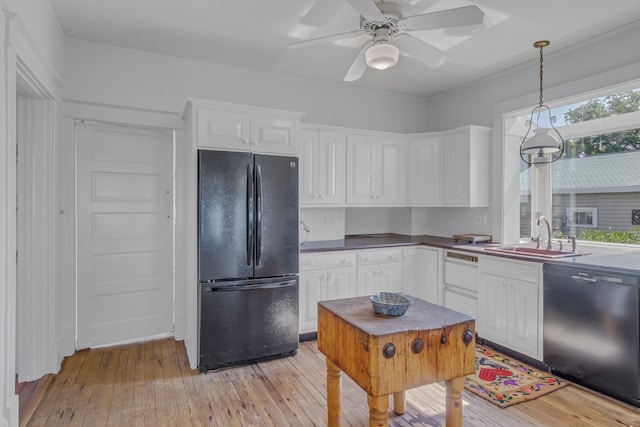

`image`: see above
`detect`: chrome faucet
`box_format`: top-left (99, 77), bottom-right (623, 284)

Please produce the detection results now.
top-left (537, 215), bottom-right (552, 250)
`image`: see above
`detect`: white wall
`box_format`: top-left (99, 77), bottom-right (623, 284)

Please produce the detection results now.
top-left (62, 40), bottom-right (431, 133)
top-left (299, 208), bottom-right (346, 242)
top-left (426, 22), bottom-right (640, 131)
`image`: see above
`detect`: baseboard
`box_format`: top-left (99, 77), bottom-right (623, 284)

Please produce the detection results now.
top-left (299, 332), bottom-right (317, 342)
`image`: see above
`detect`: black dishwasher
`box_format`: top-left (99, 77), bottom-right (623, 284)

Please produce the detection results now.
top-left (543, 262), bottom-right (640, 406)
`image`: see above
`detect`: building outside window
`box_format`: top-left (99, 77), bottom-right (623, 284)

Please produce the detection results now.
top-left (514, 81), bottom-right (640, 246)
top-left (566, 208), bottom-right (597, 228)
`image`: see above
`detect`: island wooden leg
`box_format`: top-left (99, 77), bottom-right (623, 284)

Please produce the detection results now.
top-left (367, 394), bottom-right (389, 427)
top-left (326, 358), bottom-right (342, 427)
top-left (392, 391), bottom-right (406, 415)
top-left (444, 376), bottom-right (465, 427)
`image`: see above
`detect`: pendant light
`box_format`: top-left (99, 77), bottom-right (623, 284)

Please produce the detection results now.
top-left (520, 40), bottom-right (564, 165)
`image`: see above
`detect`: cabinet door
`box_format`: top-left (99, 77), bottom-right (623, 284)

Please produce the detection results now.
top-left (299, 270), bottom-right (326, 333)
top-left (346, 134), bottom-right (406, 204)
top-left (442, 129), bottom-right (469, 205)
top-left (403, 247), bottom-right (439, 303)
top-left (478, 273), bottom-right (508, 343)
top-left (298, 130), bottom-right (318, 204)
top-left (378, 261), bottom-right (403, 293)
top-left (346, 134), bottom-right (376, 203)
top-left (408, 135), bottom-right (441, 205)
top-left (506, 278), bottom-right (539, 355)
top-left (357, 264), bottom-right (379, 296)
top-left (299, 129), bottom-right (346, 205)
top-left (197, 109), bottom-right (250, 151)
top-left (327, 266), bottom-right (356, 300)
top-left (317, 131), bottom-right (347, 203)
top-left (377, 137), bottom-right (407, 204)
top-left (250, 116), bottom-right (297, 155)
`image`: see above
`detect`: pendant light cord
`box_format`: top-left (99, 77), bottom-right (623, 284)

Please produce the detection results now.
top-left (539, 44), bottom-right (545, 107)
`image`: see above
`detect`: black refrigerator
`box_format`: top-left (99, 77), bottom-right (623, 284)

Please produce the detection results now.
top-left (198, 150), bottom-right (299, 372)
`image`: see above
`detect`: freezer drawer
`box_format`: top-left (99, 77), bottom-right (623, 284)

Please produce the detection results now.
top-left (198, 277), bottom-right (299, 371)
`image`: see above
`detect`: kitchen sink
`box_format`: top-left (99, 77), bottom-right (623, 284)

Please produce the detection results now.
top-left (485, 246), bottom-right (586, 258)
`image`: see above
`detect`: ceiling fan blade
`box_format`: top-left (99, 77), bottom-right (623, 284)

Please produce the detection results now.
top-left (344, 0), bottom-right (385, 21)
top-left (300, 0), bottom-right (341, 26)
top-left (344, 43), bottom-right (370, 82)
top-left (394, 33), bottom-right (448, 68)
top-left (287, 29), bottom-right (362, 49)
top-left (404, 5), bottom-right (484, 31)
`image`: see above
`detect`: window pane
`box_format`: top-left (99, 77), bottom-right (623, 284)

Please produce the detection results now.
top-left (518, 86), bottom-right (640, 245)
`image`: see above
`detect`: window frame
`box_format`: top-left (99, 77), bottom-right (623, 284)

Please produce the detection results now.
top-left (499, 76), bottom-right (640, 245)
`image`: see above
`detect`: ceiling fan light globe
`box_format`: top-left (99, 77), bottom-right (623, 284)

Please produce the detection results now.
top-left (365, 43), bottom-right (399, 70)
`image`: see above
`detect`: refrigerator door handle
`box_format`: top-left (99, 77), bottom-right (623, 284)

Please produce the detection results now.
top-left (247, 163), bottom-right (254, 266)
top-left (256, 164), bottom-right (263, 265)
top-left (206, 278), bottom-right (297, 292)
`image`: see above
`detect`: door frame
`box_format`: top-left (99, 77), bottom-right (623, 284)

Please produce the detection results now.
top-left (61, 102), bottom-right (183, 352)
top-left (15, 64), bottom-right (57, 382)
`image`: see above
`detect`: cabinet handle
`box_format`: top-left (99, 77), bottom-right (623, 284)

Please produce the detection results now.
top-left (342, 258), bottom-right (350, 263)
top-left (318, 195), bottom-right (323, 199)
top-left (242, 138), bottom-right (250, 145)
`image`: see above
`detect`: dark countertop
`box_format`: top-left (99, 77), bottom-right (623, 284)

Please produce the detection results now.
top-left (299, 234), bottom-right (455, 252)
top-left (300, 233), bottom-right (640, 273)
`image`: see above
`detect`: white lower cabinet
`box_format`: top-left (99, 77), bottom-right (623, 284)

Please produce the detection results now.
top-left (478, 256), bottom-right (543, 360)
top-left (356, 249), bottom-right (403, 295)
top-left (402, 247), bottom-right (440, 303)
top-left (299, 252), bottom-right (356, 333)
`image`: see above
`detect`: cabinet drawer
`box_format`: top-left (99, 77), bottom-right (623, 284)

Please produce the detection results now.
top-left (444, 288), bottom-right (477, 318)
top-left (480, 256), bottom-right (540, 283)
top-left (300, 252), bottom-right (356, 271)
top-left (356, 249), bottom-right (402, 266)
top-left (444, 260), bottom-right (478, 292)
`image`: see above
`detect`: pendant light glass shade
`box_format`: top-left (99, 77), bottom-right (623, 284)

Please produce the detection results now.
top-left (521, 127), bottom-right (563, 154)
top-left (365, 42), bottom-right (400, 70)
top-left (520, 41), bottom-right (564, 165)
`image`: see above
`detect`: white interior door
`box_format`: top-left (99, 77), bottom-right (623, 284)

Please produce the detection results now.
top-left (76, 122), bottom-right (174, 349)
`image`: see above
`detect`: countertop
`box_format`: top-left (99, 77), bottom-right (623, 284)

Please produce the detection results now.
top-left (300, 233), bottom-right (640, 273)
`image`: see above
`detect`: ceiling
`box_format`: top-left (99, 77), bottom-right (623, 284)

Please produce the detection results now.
top-left (48, 0), bottom-right (640, 97)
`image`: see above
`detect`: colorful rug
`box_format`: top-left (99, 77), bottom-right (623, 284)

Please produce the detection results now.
top-left (464, 345), bottom-right (568, 408)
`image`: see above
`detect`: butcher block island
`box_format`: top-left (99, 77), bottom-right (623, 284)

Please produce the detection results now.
top-left (317, 295), bottom-right (476, 427)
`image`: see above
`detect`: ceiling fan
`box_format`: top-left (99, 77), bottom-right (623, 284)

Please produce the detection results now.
top-left (287, 0), bottom-right (485, 82)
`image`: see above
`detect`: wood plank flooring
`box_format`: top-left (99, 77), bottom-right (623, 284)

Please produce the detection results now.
top-left (20, 338), bottom-right (640, 426)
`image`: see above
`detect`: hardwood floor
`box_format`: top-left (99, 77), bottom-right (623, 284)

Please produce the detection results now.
top-left (20, 338), bottom-right (640, 426)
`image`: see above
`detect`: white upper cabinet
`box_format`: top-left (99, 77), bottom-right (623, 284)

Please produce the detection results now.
top-left (185, 99), bottom-right (304, 155)
top-left (346, 132), bottom-right (407, 205)
top-left (197, 109), bottom-right (250, 151)
top-left (441, 125), bottom-right (492, 207)
top-left (299, 127), bottom-right (346, 205)
top-left (407, 133), bottom-right (441, 206)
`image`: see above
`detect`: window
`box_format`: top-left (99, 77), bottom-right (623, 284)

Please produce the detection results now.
top-left (512, 81), bottom-right (640, 246)
top-left (566, 208), bottom-right (597, 228)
